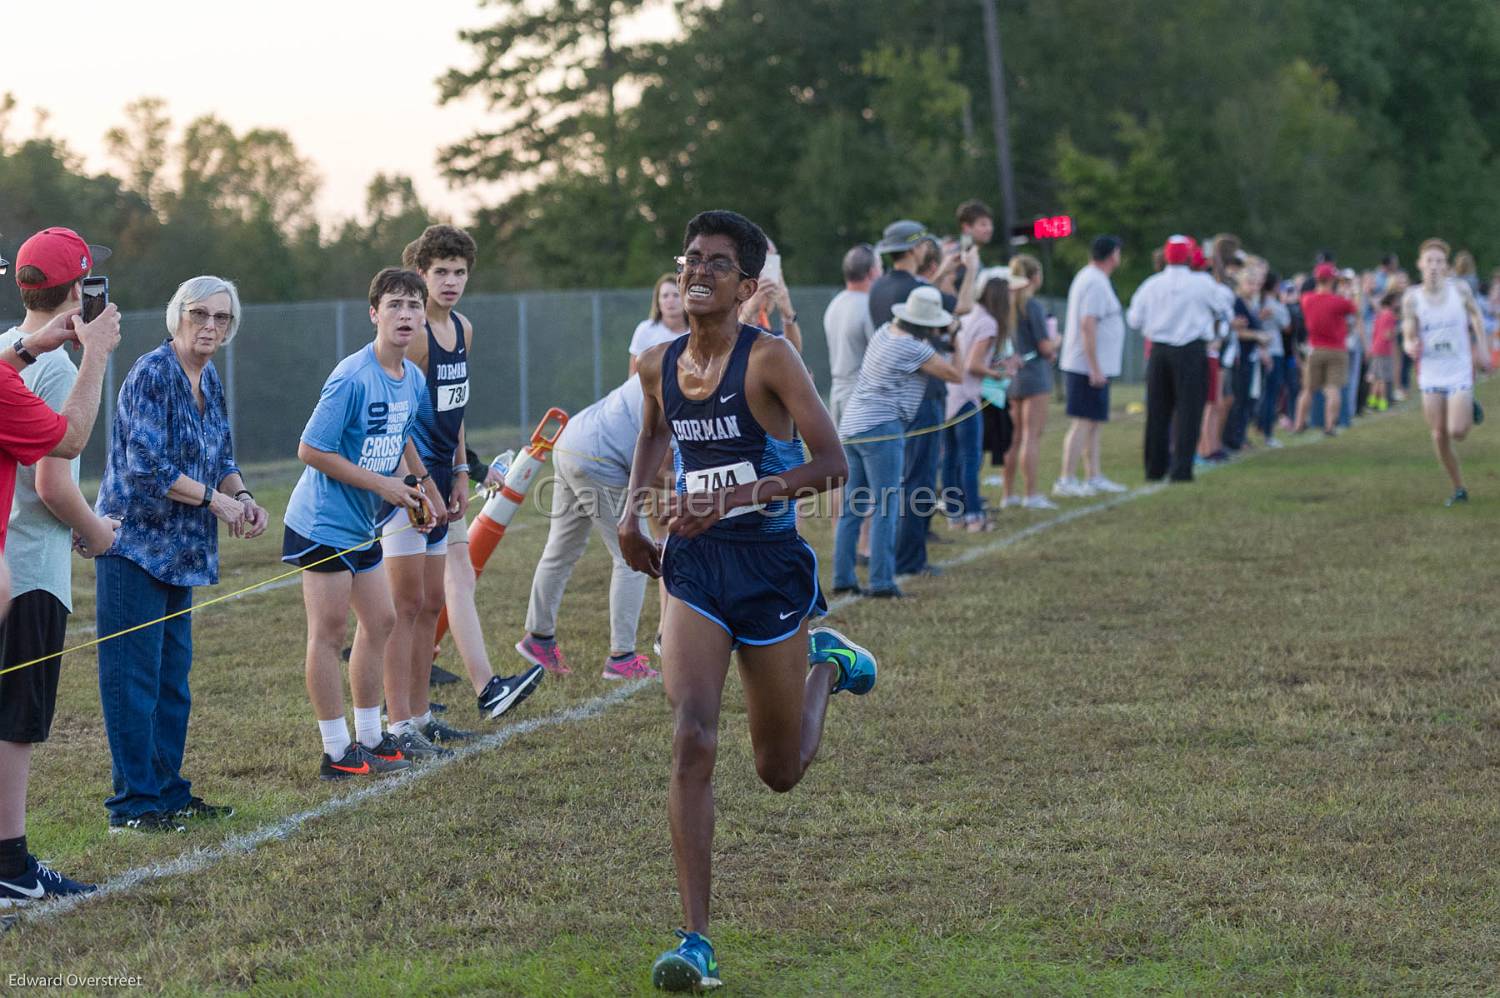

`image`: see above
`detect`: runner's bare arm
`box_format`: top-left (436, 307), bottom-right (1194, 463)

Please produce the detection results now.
top-left (1400, 291), bottom-right (1420, 359)
top-left (619, 343), bottom-right (673, 576)
top-left (1459, 288), bottom-right (1491, 371)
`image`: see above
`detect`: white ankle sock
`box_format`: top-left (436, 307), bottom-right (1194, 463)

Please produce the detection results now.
top-left (353, 706), bottom-right (383, 749)
top-left (319, 717), bottom-right (351, 760)
top-left (415, 710), bottom-right (433, 730)
top-left (389, 718), bottom-right (417, 737)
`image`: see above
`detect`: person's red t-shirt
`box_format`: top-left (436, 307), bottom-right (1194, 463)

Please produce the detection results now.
top-left (1371, 308), bottom-right (1397, 357)
top-left (0, 363), bottom-right (69, 552)
top-left (1300, 291), bottom-right (1357, 352)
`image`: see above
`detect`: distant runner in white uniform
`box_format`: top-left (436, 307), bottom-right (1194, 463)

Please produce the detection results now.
top-left (1401, 237), bottom-right (1491, 506)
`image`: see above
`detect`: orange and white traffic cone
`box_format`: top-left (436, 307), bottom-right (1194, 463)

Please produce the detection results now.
top-left (433, 407), bottom-right (568, 649)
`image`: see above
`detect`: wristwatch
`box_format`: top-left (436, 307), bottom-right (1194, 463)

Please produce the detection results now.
top-left (12, 339), bottom-right (37, 366)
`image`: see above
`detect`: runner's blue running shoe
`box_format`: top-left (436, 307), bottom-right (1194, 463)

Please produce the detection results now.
top-left (809, 626), bottom-right (877, 695)
top-left (652, 930), bottom-right (721, 991)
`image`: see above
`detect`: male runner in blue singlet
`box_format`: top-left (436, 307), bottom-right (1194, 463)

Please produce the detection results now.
top-left (620, 210), bottom-right (878, 992)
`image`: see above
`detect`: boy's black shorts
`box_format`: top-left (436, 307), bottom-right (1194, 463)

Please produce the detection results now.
top-left (0, 590), bottom-right (69, 743)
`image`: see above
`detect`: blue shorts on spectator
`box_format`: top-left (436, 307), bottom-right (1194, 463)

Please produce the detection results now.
top-left (1064, 372), bottom-right (1110, 422)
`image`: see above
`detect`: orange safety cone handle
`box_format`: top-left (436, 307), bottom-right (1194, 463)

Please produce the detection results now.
top-left (526, 407), bottom-right (568, 458)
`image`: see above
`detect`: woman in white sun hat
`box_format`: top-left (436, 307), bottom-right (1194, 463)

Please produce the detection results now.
top-left (832, 285), bottom-right (962, 598)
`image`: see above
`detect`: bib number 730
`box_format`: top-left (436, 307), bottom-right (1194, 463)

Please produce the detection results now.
top-left (437, 381), bottom-right (470, 412)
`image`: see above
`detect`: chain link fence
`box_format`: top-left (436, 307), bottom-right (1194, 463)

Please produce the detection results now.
top-left (5, 288), bottom-right (1145, 478)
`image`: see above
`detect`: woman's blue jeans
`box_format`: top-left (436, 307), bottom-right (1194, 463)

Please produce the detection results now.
top-left (834, 422), bottom-right (906, 593)
top-left (96, 555), bottom-right (195, 820)
top-left (949, 402), bottom-right (983, 518)
top-left (1257, 356), bottom-right (1287, 437)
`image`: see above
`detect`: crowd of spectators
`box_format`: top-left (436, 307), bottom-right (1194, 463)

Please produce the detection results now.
top-left (824, 203), bottom-right (1495, 594)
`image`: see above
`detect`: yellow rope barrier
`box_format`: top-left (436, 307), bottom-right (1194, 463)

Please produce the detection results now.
top-left (0, 394), bottom-right (1003, 677)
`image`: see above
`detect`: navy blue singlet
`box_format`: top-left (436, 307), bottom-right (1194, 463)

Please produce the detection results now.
top-left (412, 314), bottom-right (468, 467)
top-left (662, 325), bottom-right (805, 538)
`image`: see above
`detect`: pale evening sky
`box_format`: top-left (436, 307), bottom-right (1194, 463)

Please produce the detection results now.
top-left (4, 1), bottom-right (676, 225)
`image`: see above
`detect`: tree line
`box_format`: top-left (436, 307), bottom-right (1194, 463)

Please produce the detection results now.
top-left (4, 0), bottom-right (1499, 317)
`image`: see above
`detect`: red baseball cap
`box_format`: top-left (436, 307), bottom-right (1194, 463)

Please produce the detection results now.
top-left (14, 227), bottom-right (112, 290)
top-left (1163, 235), bottom-right (1194, 266)
top-left (1313, 262), bottom-right (1338, 283)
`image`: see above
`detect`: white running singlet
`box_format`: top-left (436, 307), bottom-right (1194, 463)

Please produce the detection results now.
top-left (1409, 280), bottom-right (1473, 392)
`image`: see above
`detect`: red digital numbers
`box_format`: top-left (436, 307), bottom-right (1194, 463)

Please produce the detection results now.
top-left (1032, 215), bottom-right (1074, 239)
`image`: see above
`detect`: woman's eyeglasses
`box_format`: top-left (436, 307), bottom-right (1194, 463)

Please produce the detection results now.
top-left (186, 307), bottom-right (234, 329)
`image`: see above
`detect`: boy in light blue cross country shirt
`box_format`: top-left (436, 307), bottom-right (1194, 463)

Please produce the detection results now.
top-left (282, 268), bottom-right (440, 782)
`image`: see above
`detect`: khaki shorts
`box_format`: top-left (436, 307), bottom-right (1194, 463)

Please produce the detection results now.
top-left (1304, 348), bottom-right (1349, 391)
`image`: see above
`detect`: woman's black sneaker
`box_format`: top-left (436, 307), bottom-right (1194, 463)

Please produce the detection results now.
top-left (108, 811), bottom-right (187, 834)
top-left (1445, 487), bottom-right (1469, 507)
top-left (172, 797), bottom-right (234, 821)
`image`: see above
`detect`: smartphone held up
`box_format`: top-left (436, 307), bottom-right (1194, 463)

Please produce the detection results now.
top-left (81, 276), bottom-right (109, 322)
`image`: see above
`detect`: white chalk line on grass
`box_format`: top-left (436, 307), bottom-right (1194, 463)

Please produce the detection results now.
top-left (25, 432), bottom-right (1328, 926)
top-left (26, 678), bottom-right (651, 923)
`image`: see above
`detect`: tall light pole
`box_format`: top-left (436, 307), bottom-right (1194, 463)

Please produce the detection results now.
top-left (981, 0), bottom-right (1019, 259)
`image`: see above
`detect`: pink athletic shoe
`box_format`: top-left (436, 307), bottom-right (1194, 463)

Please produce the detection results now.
top-left (601, 653), bottom-right (659, 680)
top-left (516, 635), bottom-right (571, 675)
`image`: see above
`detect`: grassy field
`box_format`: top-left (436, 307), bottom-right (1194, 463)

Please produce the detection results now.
top-left (3, 384), bottom-right (1498, 995)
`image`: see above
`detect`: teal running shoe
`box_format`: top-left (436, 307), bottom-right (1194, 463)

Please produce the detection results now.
top-left (809, 626), bottom-right (877, 695)
top-left (652, 930), bottom-right (721, 992)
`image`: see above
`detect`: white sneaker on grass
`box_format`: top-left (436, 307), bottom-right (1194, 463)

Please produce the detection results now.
top-left (1052, 478), bottom-right (1095, 498)
top-left (1085, 476), bottom-right (1128, 494)
top-left (1022, 494), bottom-right (1059, 511)
top-left (1000, 495), bottom-right (1023, 509)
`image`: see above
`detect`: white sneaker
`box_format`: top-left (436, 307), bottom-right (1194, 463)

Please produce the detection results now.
top-left (1052, 478), bottom-right (1095, 498)
top-left (1085, 476), bottom-right (1128, 494)
top-left (1000, 495), bottom-right (1023, 509)
top-left (1263, 437), bottom-right (1285, 449)
top-left (1021, 494), bottom-right (1059, 511)
top-left (983, 475), bottom-right (1004, 487)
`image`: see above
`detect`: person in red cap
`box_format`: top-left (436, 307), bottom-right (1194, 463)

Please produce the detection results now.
top-left (1126, 236), bottom-right (1231, 481)
top-left (1293, 262), bottom-right (1356, 436)
top-left (0, 225), bottom-right (123, 905)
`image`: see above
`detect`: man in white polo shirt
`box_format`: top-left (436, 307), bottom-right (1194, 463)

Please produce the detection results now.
top-left (1055, 235), bottom-right (1127, 497)
top-left (1128, 235), bottom-right (1231, 483)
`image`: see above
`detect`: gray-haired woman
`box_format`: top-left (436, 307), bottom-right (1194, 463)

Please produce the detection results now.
top-left (93, 276), bottom-right (268, 833)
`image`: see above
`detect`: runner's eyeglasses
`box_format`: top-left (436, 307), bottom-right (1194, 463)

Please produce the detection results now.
top-left (675, 255), bottom-right (750, 279)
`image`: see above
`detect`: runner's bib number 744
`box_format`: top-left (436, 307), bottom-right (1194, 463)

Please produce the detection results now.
top-left (684, 460), bottom-right (763, 519)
